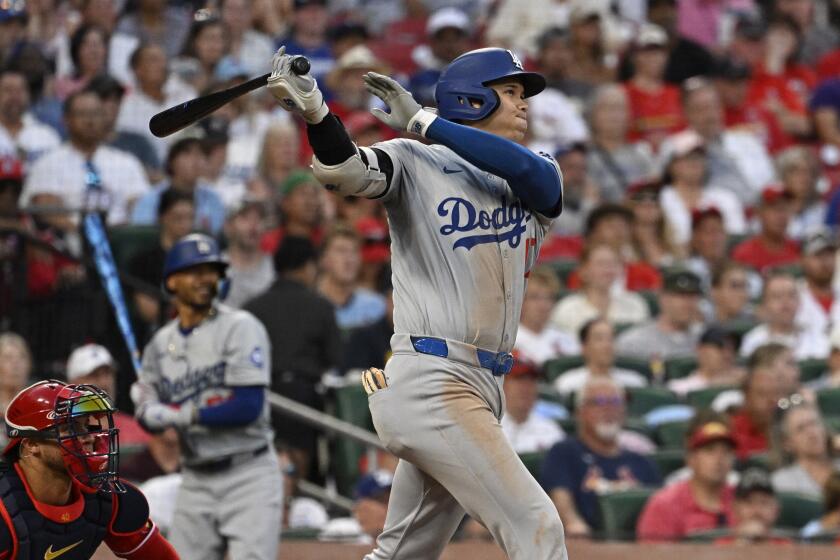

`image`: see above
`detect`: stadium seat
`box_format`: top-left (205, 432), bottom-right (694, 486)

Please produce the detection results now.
top-left (548, 259), bottom-right (578, 286)
top-left (648, 449), bottom-right (685, 478)
top-left (682, 528), bottom-right (733, 542)
top-left (776, 492), bottom-right (823, 530)
top-left (824, 415), bottom-right (840, 433)
top-left (799, 359), bottom-right (828, 383)
top-left (664, 356), bottom-right (698, 380)
top-left (656, 420), bottom-right (689, 449)
top-left (817, 388), bottom-right (840, 417)
top-left (107, 225), bottom-right (159, 270)
top-left (685, 386), bottom-right (738, 409)
top-left (333, 383), bottom-right (375, 496)
top-left (625, 387), bottom-right (680, 417)
top-left (614, 357), bottom-right (653, 380)
top-left (518, 452), bottom-right (546, 480)
top-left (544, 356), bottom-right (584, 382)
top-left (281, 527), bottom-right (321, 540)
top-left (596, 488), bottom-right (656, 541)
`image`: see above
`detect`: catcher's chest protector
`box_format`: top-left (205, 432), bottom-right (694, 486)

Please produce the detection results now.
top-left (0, 464), bottom-right (112, 560)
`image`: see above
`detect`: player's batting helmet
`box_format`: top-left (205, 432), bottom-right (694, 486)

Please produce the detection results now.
top-left (435, 48), bottom-right (546, 122)
top-left (162, 233), bottom-right (228, 292)
top-left (4, 380), bottom-right (124, 493)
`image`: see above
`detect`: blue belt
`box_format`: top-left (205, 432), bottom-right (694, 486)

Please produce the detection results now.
top-left (410, 336), bottom-right (514, 376)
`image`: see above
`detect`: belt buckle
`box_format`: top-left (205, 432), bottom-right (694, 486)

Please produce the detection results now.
top-left (492, 352), bottom-right (514, 376)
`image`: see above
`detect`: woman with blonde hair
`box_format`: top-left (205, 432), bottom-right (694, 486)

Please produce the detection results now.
top-left (0, 333), bottom-right (32, 419)
top-left (776, 146), bottom-right (826, 239)
top-left (250, 121), bottom-right (303, 203)
top-left (772, 403), bottom-right (840, 498)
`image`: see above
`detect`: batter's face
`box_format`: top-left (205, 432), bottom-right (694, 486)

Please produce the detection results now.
top-left (168, 263), bottom-right (222, 308)
top-left (470, 80), bottom-right (529, 142)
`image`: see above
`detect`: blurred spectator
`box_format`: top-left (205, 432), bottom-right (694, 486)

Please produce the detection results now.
top-left (325, 45), bottom-right (391, 123)
top-left (116, 43), bottom-right (198, 163)
top-left (172, 15), bottom-right (228, 94)
top-left (131, 137), bottom-right (226, 235)
top-left (623, 24), bottom-right (685, 148)
top-left (534, 28), bottom-right (593, 105)
top-left (740, 271), bottom-right (829, 360)
top-left (637, 411), bottom-right (736, 541)
top-left (717, 468), bottom-right (790, 544)
top-left (667, 77), bottom-right (775, 207)
top-left (627, 180), bottom-right (682, 267)
top-left (757, 14), bottom-right (817, 106)
top-left (328, 22), bottom-right (369, 60)
top-left (668, 326), bottom-right (745, 396)
top-left (564, 5), bottom-right (614, 88)
top-left (795, 228), bottom-right (838, 336)
top-left (123, 427), bottom-right (181, 484)
top-left (729, 348), bottom-right (786, 460)
top-left (127, 188), bottom-right (194, 333)
top-left (244, 236), bottom-right (340, 478)
top-left (344, 112), bottom-right (387, 148)
top-left (542, 377), bottom-right (660, 538)
top-left (65, 343), bottom-right (150, 454)
top-left (708, 262), bottom-right (756, 325)
top-left (645, 0), bottom-right (716, 84)
top-left (659, 131), bottom-right (746, 247)
top-left (774, 0), bottom-right (838, 66)
top-left (515, 265), bottom-right (579, 368)
top-left (219, 0), bottom-right (274, 77)
top-left (341, 275), bottom-right (392, 373)
top-left (811, 327), bottom-right (840, 390)
top-left (277, 0), bottom-right (333, 83)
top-left (0, 67), bottom-right (60, 164)
top-left (353, 468), bottom-right (393, 542)
top-left (22, 90), bottom-right (150, 225)
top-left (201, 124), bottom-right (247, 208)
top-left (586, 84), bottom-right (656, 203)
top-left (116, 0), bottom-right (191, 58)
top-left (800, 471), bottom-right (840, 538)
top-left (550, 243), bottom-right (649, 336)
top-left (224, 197), bottom-right (274, 308)
top-left (615, 269), bottom-right (704, 362)
top-left (85, 74), bottom-right (162, 182)
top-left (261, 170), bottom-right (323, 255)
top-left (0, 333), bottom-right (31, 418)
top-left (278, 447), bottom-right (329, 530)
top-left (676, 0), bottom-right (754, 51)
top-left (568, 203), bottom-right (662, 291)
top-left (554, 318), bottom-right (648, 397)
top-left (549, 143), bottom-right (599, 236)
top-left (772, 402), bottom-right (840, 498)
top-left (731, 185), bottom-right (800, 273)
top-left (252, 121), bottom-right (302, 202)
top-left (687, 208), bottom-right (729, 291)
top-left (408, 8), bottom-right (472, 107)
top-left (374, 0), bottom-right (428, 75)
top-left (485, 0), bottom-right (570, 58)
top-left (354, 216), bottom-right (389, 293)
top-left (501, 356), bottom-right (565, 454)
top-left (54, 24), bottom-right (109, 100)
top-left (774, 146), bottom-right (825, 238)
top-left (318, 224), bottom-right (386, 331)
top-left (811, 78), bottom-right (840, 151)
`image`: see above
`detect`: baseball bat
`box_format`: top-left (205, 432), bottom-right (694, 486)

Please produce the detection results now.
top-left (148, 56), bottom-right (311, 138)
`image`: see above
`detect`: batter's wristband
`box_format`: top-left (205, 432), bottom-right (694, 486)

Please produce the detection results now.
top-left (407, 109), bottom-right (437, 137)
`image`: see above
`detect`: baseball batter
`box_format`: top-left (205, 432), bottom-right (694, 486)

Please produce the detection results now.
top-left (269, 47), bottom-right (567, 559)
top-left (130, 234), bottom-right (282, 560)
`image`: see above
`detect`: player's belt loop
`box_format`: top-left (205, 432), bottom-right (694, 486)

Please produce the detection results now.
top-left (409, 336), bottom-right (513, 376)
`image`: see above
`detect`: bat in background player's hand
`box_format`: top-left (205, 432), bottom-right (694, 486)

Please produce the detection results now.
top-left (267, 46), bottom-right (328, 124)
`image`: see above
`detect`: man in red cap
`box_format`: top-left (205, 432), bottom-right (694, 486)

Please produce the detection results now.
top-left (637, 410), bottom-right (736, 541)
top-left (731, 184), bottom-right (800, 273)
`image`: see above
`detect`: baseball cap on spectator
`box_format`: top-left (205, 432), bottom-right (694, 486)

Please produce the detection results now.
top-left (663, 269), bottom-right (703, 295)
top-left (735, 468), bottom-right (775, 499)
top-left (273, 236), bottom-right (318, 274)
top-left (691, 206), bottom-right (723, 229)
top-left (0, 156), bottom-right (23, 184)
top-left (759, 184), bottom-right (793, 206)
top-left (734, 13), bottom-right (766, 41)
top-left (569, 3), bottom-right (601, 24)
top-left (714, 58), bottom-right (752, 81)
top-left (636, 23), bottom-right (668, 49)
top-left (66, 344), bottom-right (116, 381)
top-left (426, 7), bottom-right (471, 37)
top-left (802, 227), bottom-right (837, 256)
top-left (354, 469), bottom-right (393, 499)
top-left (355, 217), bottom-right (390, 264)
top-left (626, 179), bottom-right (662, 201)
top-left (326, 45), bottom-right (388, 91)
top-left (508, 352), bottom-right (540, 379)
top-left (699, 325), bottom-right (737, 348)
top-left (687, 417), bottom-right (736, 450)
top-left (279, 170), bottom-right (318, 197)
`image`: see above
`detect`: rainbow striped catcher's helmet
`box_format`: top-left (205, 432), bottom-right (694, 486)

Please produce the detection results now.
top-left (4, 380), bottom-right (124, 493)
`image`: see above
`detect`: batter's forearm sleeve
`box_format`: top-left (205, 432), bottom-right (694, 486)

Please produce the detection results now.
top-left (306, 113), bottom-right (358, 165)
top-left (425, 118), bottom-right (563, 215)
top-left (196, 386), bottom-right (264, 426)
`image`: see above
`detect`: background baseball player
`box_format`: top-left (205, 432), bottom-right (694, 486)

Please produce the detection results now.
top-left (0, 380), bottom-right (178, 559)
top-left (268, 47), bottom-right (566, 559)
top-left (130, 233), bottom-right (282, 560)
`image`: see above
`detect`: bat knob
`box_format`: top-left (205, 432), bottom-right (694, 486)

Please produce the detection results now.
top-left (291, 57), bottom-right (311, 76)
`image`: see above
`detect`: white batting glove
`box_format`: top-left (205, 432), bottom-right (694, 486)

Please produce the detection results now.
top-left (363, 72), bottom-right (437, 136)
top-left (137, 402), bottom-right (195, 431)
top-left (267, 46), bottom-right (328, 124)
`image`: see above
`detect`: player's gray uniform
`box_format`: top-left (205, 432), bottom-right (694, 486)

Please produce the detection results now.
top-left (135, 304), bottom-right (282, 560)
top-left (334, 140), bottom-right (567, 559)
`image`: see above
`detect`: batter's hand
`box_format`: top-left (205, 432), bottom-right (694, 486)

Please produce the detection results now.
top-left (137, 402), bottom-right (195, 431)
top-left (364, 73), bottom-right (436, 136)
top-left (268, 46), bottom-right (328, 124)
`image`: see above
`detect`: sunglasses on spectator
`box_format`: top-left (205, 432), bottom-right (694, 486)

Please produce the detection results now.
top-left (777, 392), bottom-right (805, 411)
top-left (583, 396), bottom-right (624, 407)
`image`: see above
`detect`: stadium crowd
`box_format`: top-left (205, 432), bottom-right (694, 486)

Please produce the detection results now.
top-left (2, 0), bottom-right (840, 548)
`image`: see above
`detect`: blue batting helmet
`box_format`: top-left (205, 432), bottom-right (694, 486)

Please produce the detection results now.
top-left (162, 233), bottom-right (228, 292)
top-left (435, 48), bottom-right (546, 122)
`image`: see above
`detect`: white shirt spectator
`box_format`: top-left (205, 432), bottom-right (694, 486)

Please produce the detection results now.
top-left (228, 30), bottom-right (274, 77)
top-left (550, 291), bottom-right (650, 336)
top-left (660, 185), bottom-right (747, 245)
top-left (56, 32), bottom-right (139, 87)
top-left (553, 366), bottom-right (648, 397)
top-left (797, 279), bottom-right (840, 335)
top-left (0, 113), bottom-right (60, 165)
top-left (21, 144), bottom-right (150, 225)
top-left (514, 324), bottom-right (580, 368)
top-left (139, 473), bottom-right (182, 535)
top-left (739, 323), bottom-right (830, 360)
top-left (288, 497), bottom-right (330, 530)
top-left (526, 88), bottom-right (589, 153)
top-left (501, 411), bottom-right (565, 454)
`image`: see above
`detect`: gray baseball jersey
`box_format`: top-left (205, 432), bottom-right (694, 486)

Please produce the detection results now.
top-left (363, 140), bottom-right (554, 353)
top-left (137, 304), bottom-right (273, 466)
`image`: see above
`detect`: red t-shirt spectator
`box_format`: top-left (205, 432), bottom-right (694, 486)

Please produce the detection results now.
top-left (566, 261), bottom-right (662, 292)
top-left (623, 81), bottom-right (685, 147)
top-left (730, 237), bottom-right (800, 274)
top-left (729, 410), bottom-right (769, 460)
top-left (817, 49), bottom-right (840, 82)
top-left (260, 226), bottom-right (324, 255)
top-left (637, 479), bottom-right (735, 541)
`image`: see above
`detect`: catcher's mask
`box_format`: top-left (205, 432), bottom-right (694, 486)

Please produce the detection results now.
top-left (4, 380), bottom-right (124, 493)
